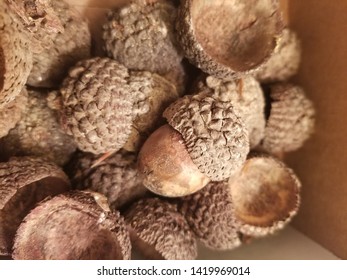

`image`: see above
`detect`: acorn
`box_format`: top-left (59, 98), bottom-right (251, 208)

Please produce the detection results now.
top-left (125, 197), bottom-right (197, 260)
top-left (27, 0), bottom-right (91, 88)
top-left (255, 28), bottom-right (301, 83)
top-left (176, 0), bottom-right (284, 79)
top-left (102, 0), bottom-right (185, 93)
top-left (0, 157), bottom-right (70, 256)
top-left (0, 89), bottom-right (77, 166)
top-left (194, 75), bottom-right (266, 148)
top-left (12, 191), bottom-right (131, 260)
top-left (177, 181), bottom-right (242, 251)
top-left (260, 83), bottom-right (315, 155)
top-left (0, 88), bottom-right (28, 139)
top-left (228, 155), bottom-right (301, 237)
top-left (66, 150), bottom-right (148, 210)
top-left (0, 1), bottom-right (33, 109)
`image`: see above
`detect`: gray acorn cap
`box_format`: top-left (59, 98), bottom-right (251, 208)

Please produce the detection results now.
top-left (13, 191), bottom-right (131, 260)
top-left (125, 197), bottom-right (197, 260)
top-left (0, 157), bottom-right (70, 256)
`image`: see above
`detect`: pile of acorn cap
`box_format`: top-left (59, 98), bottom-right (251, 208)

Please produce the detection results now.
top-left (0, 0), bottom-right (315, 260)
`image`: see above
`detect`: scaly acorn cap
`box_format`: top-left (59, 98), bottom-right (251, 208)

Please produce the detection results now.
top-left (0, 2), bottom-right (33, 109)
top-left (102, 0), bottom-right (183, 80)
top-left (0, 89), bottom-right (77, 166)
top-left (177, 181), bottom-right (241, 251)
top-left (255, 28), bottom-right (301, 83)
top-left (195, 75), bottom-right (266, 148)
top-left (228, 154), bottom-right (301, 237)
top-left (66, 151), bottom-right (148, 210)
top-left (12, 191), bottom-right (131, 260)
top-left (176, 0), bottom-right (284, 79)
top-left (0, 157), bottom-right (70, 256)
top-left (123, 71), bottom-right (179, 152)
top-left (0, 88), bottom-right (28, 139)
top-left (60, 57), bottom-right (136, 155)
top-left (125, 197), bottom-right (197, 260)
top-left (261, 83), bottom-right (315, 155)
top-left (163, 92), bottom-right (250, 181)
top-left (27, 0), bottom-right (91, 88)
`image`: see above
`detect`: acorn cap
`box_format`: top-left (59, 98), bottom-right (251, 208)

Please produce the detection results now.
top-left (195, 75), bottom-right (266, 148)
top-left (0, 88), bottom-right (28, 139)
top-left (60, 57), bottom-right (135, 155)
top-left (255, 28), bottom-right (301, 83)
top-left (102, 1), bottom-right (183, 78)
top-left (125, 198), bottom-right (197, 260)
top-left (0, 89), bottom-right (77, 166)
top-left (66, 150), bottom-right (148, 209)
top-left (176, 0), bottom-right (283, 79)
top-left (123, 71), bottom-right (179, 152)
top-left (228, 155), bottom-right (301, 237)
top-left (27, 0), bottom-right (91, 88)
top-left (0, 2), bottom-right (33, 109)
top-left (0, 157), bottom-right (70, 256)
top-left (12, 191), bottom-right (131, 260)
top-left (163, 93), bottom-right (250, 181)
top-left (138, 124), bottom-right (210, 197)
top-left (261, 83), bottom-right (315, 155)
top-left (178, 181), bottom-right (241, 250)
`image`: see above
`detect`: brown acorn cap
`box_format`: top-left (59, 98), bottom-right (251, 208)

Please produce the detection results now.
top-left (0, 2), bottom-right (33, 109)
top-left (163, 92), bottom-right (250, 181)
top-left (60, 57), bottom-right (135, 155)
top-left (102, 1), bottom-right (183, 83)
top-left (0, 88), bottom-right (28, 139)
top-left (228, 155), bottom-right (301, 237)
top-left (125, 197), bottom-right (197, 260)
top-left (138, 124), bottom-right (210, 197)
top-left (123, 71), bottom-right (179, 152)
top-left (176, 0), bottom-right (283, 79)
top-left (195, 75), bottom-right (266, 148)
top-left (178, 181), bottom-right (241, 251)
top-left (66, 150), bottom-right (148, 210)
top-left (12, 191), bottom-right (131, 260)
top-left (0, 157), bottom-right (70, 256)
top-left (260, 83), bottom-right (315, 155)
top-left (0, 89), bottom-right (77, 166)
top-left (27, 0), bottom-right (91, 88)
top-left (255, 28), bottom-right (301, 83)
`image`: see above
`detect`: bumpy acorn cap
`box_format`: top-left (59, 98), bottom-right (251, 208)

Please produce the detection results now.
top-left (27, 0), bottom-right (91, 88)
top-left (102, 1), bottom-right (183, 81)
top-left (195, 75), bottom-right (266, 148)
top-left (0, 157), bottom-right (70, 256)
top-left (12, 191), bottom-right (131, 260)
top-left (228, 155), bottom-right (301, 237)
top-left (125, 197), bottom-right (197, 260)
top-left (163, 92), bottom-right (250, 181)
top-left (0, 2), bottom-right (33, 109)
top-left (261, 83), bottom-right (315, 155)
top-left (178, 181), bottom-right (241, 250)
top-left (138, 124), bottom-right (210, 197)
top-left (66, 151), bottom-right (147, 209)
top-left (176, 0), bottom-right (283, 79)
top-left (0, 89), bottom-right (77, 166)
top-left (123, 71), bottom-right (179, 152)
top-left (60, 57), bottom-right (135, 155)
top-left (0, 88), bottom-right (28, 139)
top-left (255, 28), bottom-right (301, 83)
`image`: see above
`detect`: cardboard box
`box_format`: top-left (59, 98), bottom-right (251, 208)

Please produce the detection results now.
top-left (69, 0), bottom-right (346, 259)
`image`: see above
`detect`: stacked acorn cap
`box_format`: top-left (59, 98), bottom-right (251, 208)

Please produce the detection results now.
top-left (0, 0), bottom-right (315, 260)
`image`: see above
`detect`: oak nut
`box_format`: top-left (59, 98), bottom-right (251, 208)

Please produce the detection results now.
top-left (176, 0), bottom-right (284, 79)
top-left (125, 198), bottom-right (197, 260)
top-left (0, 157), bottom-right (70, 256)
top-left (13, 191), bottom-right (131, 260)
